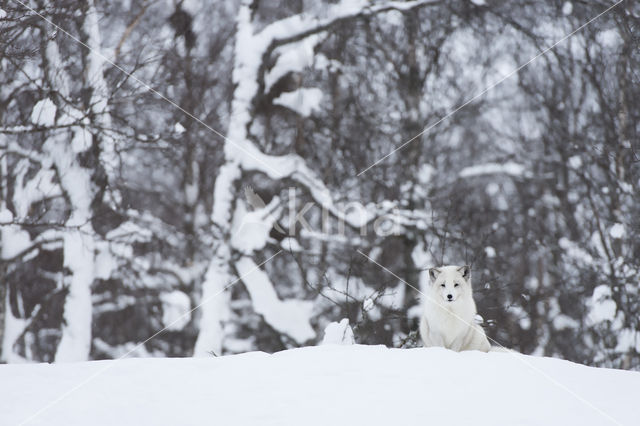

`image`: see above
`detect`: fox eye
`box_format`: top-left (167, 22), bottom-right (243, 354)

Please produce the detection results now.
top-left (454, 283), bottom-right (460, 288)
top-left (440, 284), bottom-right (445, 288)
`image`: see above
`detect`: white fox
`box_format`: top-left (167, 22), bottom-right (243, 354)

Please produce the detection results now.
top-left (419, 265), bottom-right (491, 352)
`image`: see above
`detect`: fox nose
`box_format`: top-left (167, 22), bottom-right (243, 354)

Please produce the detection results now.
top-left (447, 294), bottom-right (453, 300)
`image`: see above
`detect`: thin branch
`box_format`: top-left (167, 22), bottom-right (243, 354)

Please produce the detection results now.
top-left (113, 0), bottom-right (155, 62)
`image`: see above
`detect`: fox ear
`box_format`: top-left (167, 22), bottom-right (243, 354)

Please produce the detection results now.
top-left (458, 265), bottom-right (470, 280)
top-left (429, 267), bottom-right (441, 282)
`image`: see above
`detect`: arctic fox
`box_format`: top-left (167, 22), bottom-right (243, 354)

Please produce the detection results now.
top-left (419, 265), bottom-right (491, 352)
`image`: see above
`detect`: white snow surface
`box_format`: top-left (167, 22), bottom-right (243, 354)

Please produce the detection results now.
top-left (30, 98), bottom-right (57, 127)
top-left (321, 319), bottom-right (355, 345)
top-left (0, 208), bottom-right (32, 260)
top-left (484, 246), bottom-right (496, 258)
top-left (609, 223), bottom-right (625, 239)
top-left (230, 199), bottom-right (280, 254)
top-left (588, 285), bottom-right (617, 325)
top-left (568, 155), bottom-right (582, 169)
top-left (1, 345), bottom-right (638, 426)
top-left (459, 162), bottom-right (525, 178)
top-left (159, 291), bottom-right (192, 331)
top-left (273, 87), bottom-right (323, 117)
top-left (235, 256), bottom-right (315, 343)
top-left (265, 35), bottom-right (321, 93)
top-left (174, 122), bottom-right (186, 134)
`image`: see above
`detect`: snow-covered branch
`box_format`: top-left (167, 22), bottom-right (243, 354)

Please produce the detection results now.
top-left (259, 0), bottom-right (442, 49)
top-left (234, 256), bottom-right (315, 343)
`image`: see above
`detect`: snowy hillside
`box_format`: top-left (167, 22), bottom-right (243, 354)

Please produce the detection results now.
top-left (2, 345), bottom-right (638, 426)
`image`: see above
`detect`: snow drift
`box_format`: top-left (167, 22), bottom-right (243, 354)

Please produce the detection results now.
top-left (1, 345), bottom-right (637, 425)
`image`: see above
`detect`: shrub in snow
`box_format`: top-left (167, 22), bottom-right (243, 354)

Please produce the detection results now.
top-left (321, 319), bottom-right (355, 345)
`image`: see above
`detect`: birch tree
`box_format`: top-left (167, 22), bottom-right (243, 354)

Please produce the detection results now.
top-left (1, 0), bottom-right (124, 362)
top-left (194, 0), bottom-right (443, 355)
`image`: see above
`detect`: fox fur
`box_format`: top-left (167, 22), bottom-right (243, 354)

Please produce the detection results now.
top-left (419, 265), bottom-right (491, 352)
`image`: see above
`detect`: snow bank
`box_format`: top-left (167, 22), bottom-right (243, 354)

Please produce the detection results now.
top-left (1, 345), bottom-right (638, 425)
top-left (321, 319), bottom-right (355, 345)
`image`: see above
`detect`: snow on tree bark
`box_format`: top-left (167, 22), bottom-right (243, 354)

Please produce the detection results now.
top-left (37, 0), bottom-right (119, 361)
top-left (193, 243), bottom-right (232, 357)
top-left (194, 0), bottom-right (444, 354)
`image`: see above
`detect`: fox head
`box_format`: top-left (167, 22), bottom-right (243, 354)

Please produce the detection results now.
top-left (428, 265), bottom-right (471, 303)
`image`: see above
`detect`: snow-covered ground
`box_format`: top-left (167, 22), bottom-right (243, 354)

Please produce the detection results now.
top-left (1, 345), bottom-right (638, 425)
